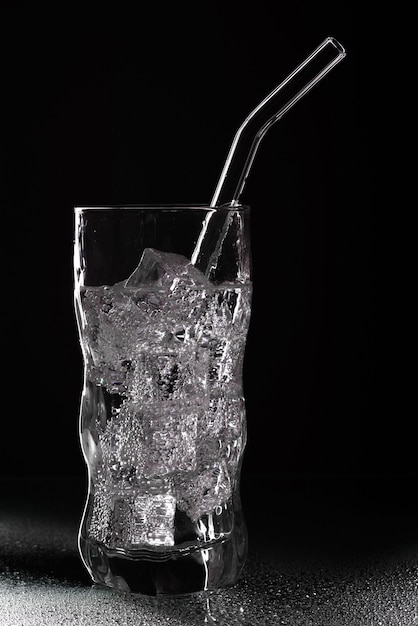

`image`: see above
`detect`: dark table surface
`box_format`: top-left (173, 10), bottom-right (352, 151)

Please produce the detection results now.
top-left (1, 474), bottom-right (418, 626)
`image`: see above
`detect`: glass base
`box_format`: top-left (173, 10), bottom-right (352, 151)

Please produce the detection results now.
top-left (79, 521), bottom-right (247, 596)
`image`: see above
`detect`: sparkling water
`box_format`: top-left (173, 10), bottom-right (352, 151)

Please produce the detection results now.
top-left (77, 249), bottom-right (252, 554)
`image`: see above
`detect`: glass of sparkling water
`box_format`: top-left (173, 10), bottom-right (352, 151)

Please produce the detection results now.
top-left (73, 205), bottom-right (252, 595)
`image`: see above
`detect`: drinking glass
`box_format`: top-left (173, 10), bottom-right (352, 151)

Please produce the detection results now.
top-left (73, 205), bottom-right (252, 595)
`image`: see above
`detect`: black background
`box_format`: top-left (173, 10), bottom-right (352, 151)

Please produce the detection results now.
top-left (0, 3), bottom-right (393, 483)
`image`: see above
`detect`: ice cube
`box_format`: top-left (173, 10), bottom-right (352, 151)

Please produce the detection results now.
top-left (196, 397), bottom-right (245, 472)
top-left (83, 286), bottom-right (151, 386)
top-left (175, 461), bottom-right (232, 521)
top-left (131, 492), bottom-right (176, 546)
top-left (100, 403), bottom-right (146, 483)
top-left (125, 248), bottom-right (208, 290)
top-left (142, 404), bottom-right (198, 477)
top-left (111, 496), bottom-right (134, 547)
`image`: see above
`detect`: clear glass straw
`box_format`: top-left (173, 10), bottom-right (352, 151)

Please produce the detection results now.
top-left (191, 37), bottom-right (346, 275)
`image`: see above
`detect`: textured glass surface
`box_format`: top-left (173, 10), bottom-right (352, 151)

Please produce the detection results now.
top-left (74, 206), bottom-right (252, 595)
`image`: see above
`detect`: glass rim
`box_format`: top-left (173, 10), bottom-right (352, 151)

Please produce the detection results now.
top-left (74, 204), bottom-right (250, 213)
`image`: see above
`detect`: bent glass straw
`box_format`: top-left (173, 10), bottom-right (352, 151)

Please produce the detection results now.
top-left (191, 37), bottom-right (346, 276)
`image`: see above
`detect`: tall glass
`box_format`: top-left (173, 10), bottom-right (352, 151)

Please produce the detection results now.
top-left (73, 205), bottom-right (252, 595)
